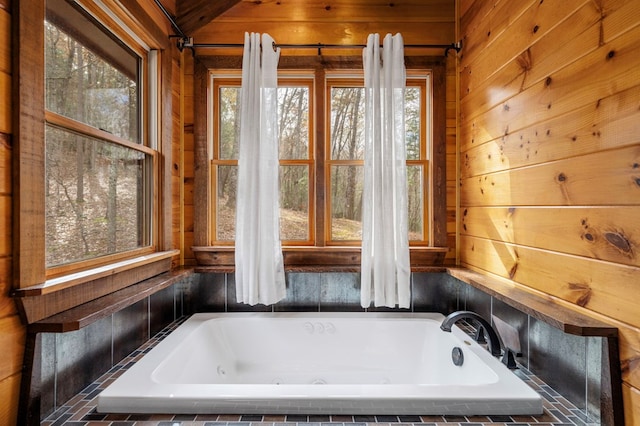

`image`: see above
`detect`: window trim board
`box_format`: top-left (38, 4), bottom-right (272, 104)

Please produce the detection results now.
top-left (192, 246), bottom-right (448, 272)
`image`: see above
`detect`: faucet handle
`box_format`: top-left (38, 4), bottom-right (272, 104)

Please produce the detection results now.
top-left (492, 315), bottom-right (521, 369)
top-left (474, 325), bottom-right (487, 344)
top-left (502, 347), bottom-right (519, 369)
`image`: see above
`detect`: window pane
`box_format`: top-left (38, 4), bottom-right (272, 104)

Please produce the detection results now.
top-left (330, 87), bottom-right (365, 160)
top-left (330, 165), bottom-right (363, 240)
top-left (280, 165), bottom-right (309, 241)
top-left (45, 126), bottom-right (149, 267)
top-left (45, 12), bottom-right (139, 143)
top-left (216, 165), bottom-right (238, 241)
top-left (279, 87), bottom-right (309, 160)
top-left (405, 87), bottom-right (421, 160)
top-left (407, 165), bottom-right (425, 241)
top-left (219, 87), bottom-right (241, 159)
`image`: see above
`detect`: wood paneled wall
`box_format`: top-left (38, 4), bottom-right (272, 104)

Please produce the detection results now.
top-left (1, 0), bottom-right (22, 423)
top-left (445, 54), bottom-right (456, 264)
top-left (182, 52), bottom-right (196, 266)
top-left (458, 0), bottom-right (640, 423)
top-left (0, 0), bottom-right (25, 424)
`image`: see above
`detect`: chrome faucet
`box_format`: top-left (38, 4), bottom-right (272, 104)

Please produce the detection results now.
top-left (440, 310), bottom-right (502, 357)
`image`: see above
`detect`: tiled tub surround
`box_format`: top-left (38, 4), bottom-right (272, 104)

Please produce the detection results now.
top-left (45, 317), bottom-right (596, 426)
top-left (32, 271), bottom-right (611, 424)
top-left (96, 312), bottom-right (542, 415)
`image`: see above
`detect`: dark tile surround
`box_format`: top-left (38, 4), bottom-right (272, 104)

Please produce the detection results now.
top-left (35, 272), bottom-right (604, 425)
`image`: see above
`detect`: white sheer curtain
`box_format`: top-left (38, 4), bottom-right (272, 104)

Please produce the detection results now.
top-left (360, 33), bottom-right (410, 309)
top-left (235, 32), bottom-right (286, 305)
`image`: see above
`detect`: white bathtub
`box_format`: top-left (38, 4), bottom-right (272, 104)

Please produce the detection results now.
top-left (97, 312), bottom-right (543, 415)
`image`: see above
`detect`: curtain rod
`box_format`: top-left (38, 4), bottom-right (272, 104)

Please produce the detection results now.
top-left (153, 0), bottom-right (187, 40)
top-left (152, 0), bottom-right (462, 56)
top-left (177, 40), bottom-right (462, 56)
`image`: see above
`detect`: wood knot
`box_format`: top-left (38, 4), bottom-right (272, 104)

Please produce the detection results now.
top-left (545, 76), bottom-right (552, 86)
top-left (583, 233), bottom-right (594, 242)
top-left (621, 356), bottom-right (640, 375)
top-left (557, 172), bottom-right (567, 182)
top-left (325, 5), bottom-right (331, 10)
top-left (516, 49), bottom-right (532, 72)
top-left (604, 231), bottom-right (633, 254)
top-left (568, 282), bottom-right (592, 307)
top-left (509, 262), bottom-right (518, 279)
top-left (607, 50), bottom-right (615, 60)
top-left (533, 25), bottom-right (540, 33)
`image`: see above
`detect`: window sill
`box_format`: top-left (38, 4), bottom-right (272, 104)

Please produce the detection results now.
top-left (192, 246), bottom-right (448, 273)
top-left (13, 250), bottom-right (180, 324)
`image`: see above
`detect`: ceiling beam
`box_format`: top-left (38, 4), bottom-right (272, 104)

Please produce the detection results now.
top-left (176, 0), bottom-right (242, 35)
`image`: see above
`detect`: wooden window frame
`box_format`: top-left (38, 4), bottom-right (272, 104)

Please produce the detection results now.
top-left (324, 75), bottom-right (431, 246)
top-left (193, 56), bottom-right (447, 271)
top-left (209, 75), bottom-right (316, 246)
top-left (12, 0), bottom-right (177, 323)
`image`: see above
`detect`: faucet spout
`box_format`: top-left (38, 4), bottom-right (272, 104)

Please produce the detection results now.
top-left (440, 310), bottom-right (502, 357)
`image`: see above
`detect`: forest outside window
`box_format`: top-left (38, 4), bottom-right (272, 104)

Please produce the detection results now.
top-left (327, 76), bottom-right (429, 244)
top-left (44, 0), bottom-right (156, 276)
top-left (211, 77), bottom-right (314, 245)
top-left (209, 71), bottom-right (432, 247)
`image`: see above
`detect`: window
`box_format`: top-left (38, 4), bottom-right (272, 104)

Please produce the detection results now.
top-left (43, 0), bottom-right (156, 275)
top-left (211, 77), bottom-right (315, 245)
top-left (326, 76), bottom-right (430, 244)
top-left (195, 56), bottom-right (446, 268)
top-left (209, 69), bottom-right (433, 248)
top-left (13, 0), bottom-right (173, 303)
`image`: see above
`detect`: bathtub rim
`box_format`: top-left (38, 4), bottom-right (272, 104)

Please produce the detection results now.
top-left (97, 311), bottom-right (543, 415)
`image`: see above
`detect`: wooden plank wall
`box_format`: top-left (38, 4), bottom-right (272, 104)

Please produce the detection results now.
top-left (457, 0), bottom-right (640, 423)
top-left (0, 0), bottom-right (26, 424)
top-left (182, 52), bottom-right (196, 266)
top-left (445, 54), bottom-right (456, 264)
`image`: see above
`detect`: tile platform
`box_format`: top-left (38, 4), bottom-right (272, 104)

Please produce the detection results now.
top-left (41, 317), bottom-right (600, 426)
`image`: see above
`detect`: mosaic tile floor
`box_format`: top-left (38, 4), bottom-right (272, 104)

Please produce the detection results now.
top-left (42, 318), bottom-right (599, 426)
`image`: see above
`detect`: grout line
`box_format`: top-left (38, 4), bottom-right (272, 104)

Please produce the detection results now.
top-left (526, 314), bottom-right (530, 371)
top-left (584, 337), bottom-right (589, 420)
top-left (53, 334), bottom-right (58, 413)
top-left (110, 314), bottom-right (114, 367)
top-left (147, 295), bottom-right (151, 341)
top-left (224, 272), bottom-right (228, 312)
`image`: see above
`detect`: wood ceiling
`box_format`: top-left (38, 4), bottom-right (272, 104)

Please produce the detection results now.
top-left (167, 0), bottom-right (456, 56)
